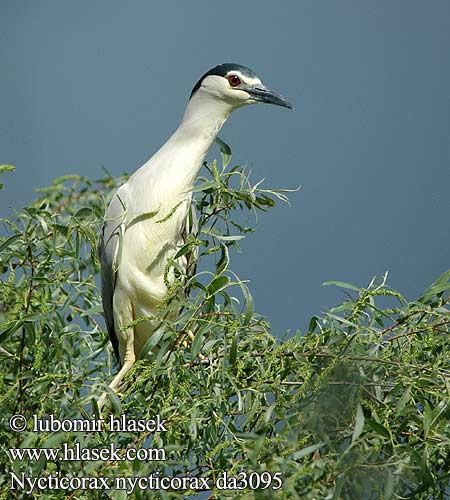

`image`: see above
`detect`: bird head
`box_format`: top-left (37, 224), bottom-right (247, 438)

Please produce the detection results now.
top-left (189, 63), bottom-right (293, 111)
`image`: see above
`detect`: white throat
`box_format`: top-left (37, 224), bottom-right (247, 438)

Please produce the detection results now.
top-left (150, 92), bottom-right (237, 189)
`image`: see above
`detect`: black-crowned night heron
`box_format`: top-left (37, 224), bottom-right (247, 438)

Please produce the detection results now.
top-left (98, 63), bottom-right (291, 405)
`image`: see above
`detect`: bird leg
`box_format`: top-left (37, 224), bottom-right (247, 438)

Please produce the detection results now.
top-left (98, 324), bottom-right (136, 412)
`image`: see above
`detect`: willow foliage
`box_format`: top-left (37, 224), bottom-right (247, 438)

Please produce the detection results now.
top-left (0, 147), bottom-right (449, 499)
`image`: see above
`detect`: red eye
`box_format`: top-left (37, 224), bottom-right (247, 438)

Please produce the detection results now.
top-left (228, 75), bottom-right (241, 87)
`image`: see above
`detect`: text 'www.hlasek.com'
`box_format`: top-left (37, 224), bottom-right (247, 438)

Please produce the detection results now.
top-left (8, 413), bottom-right (283, 494)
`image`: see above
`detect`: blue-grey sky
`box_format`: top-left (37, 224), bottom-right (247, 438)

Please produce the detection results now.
top-left (1, 0), bottom-right (449, 335)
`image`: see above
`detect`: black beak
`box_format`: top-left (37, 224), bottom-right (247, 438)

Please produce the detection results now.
top-left (244, 85), bottom-right (293, 109)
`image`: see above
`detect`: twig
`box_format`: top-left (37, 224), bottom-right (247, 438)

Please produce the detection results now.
top-left (16, 241), bottom-right (34, 417)
top-left (384, 320), bottom-right (449, 343)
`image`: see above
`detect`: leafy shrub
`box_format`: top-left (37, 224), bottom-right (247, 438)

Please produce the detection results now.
top-left (0, 149), bottom-right (449, 499)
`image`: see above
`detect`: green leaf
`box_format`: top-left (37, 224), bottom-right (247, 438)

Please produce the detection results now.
top-left (54, 223), bottom-right (70, 236)
top-left (351, 403), bottom-right (365, 443)
top-left (216, 244), bottom-right (229, 275)
top-left (215, 234), bottom-right (245, 241)
top-left (201, 226), bottom-right (245, 241)
top-left (139, 328), bottom-right (166, 360)
top-left (0, 322), bottom-right (22, 343)
top-left (229, 333), bottom-right (237, 366)
top-left (215, 136), bottom-right (232, 168)
top-left (292, 442), bottom-right (325, 460)
top-left (423, 399), bottom-right (448, 437)
top-left (396, 385), bottom-right (411, 415)
top-left (74, 206), bottom-right (93, 218)
top-left (173, 242), bottom-right (195, 259)
top-left (0, 165), bottom-right (15, 190)
top-left (156, 201), bottom-right (183, 223)
top-left (104, 388), bottom-right (122, 415)
top-left (0, 165), bottom-right (16, 172)
top-left (417, 269), bottom-right (450, 303)
top-left (191, 280), bottom-right (208, 292)
top-left (191, 324), bottom-right (209, 359)
top-left (113, 491), bottom-right (128, 500)
top-left (0, 233), bottom-right (22, 253)
top-left (207, 275), bottom-right (230, 296)
top-left (322, 280), bottom-right (360, 292)
top-left (81, 304), bottom-right (104, 316)
top-left (384, 469), bottom-right (395, 499)
top-left (366, 418), bottom-right (390, 439)
top-left (332, 475), bottom-right (345, 500)
top-left (240, 281), bottom-right (254, 325)
top-left (308, 315), bottom-right (319, 333)
top-left (191, 180), bottom-right (218, 193)
top-left (128, 210), bottom-right (159, 227)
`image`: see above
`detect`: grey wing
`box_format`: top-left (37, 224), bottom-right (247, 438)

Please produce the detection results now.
top-left (97, 196), bottom-right (125, 362)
